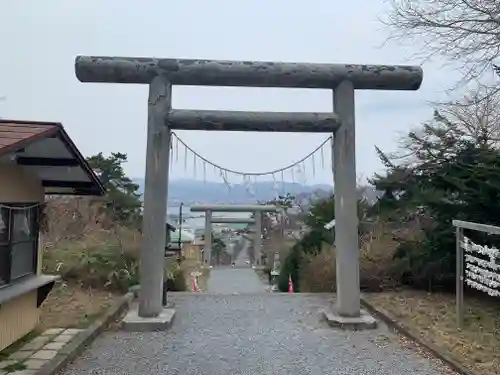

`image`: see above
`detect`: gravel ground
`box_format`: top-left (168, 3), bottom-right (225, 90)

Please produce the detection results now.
top-left (60, 274), bottom-right (450, 375)
top-left (207, 240), bottom-right (264, 294)
top-left (207, 267), bottom-right (266, 294)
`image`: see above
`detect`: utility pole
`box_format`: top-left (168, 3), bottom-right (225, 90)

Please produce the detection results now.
top-left (178, 202), bottom-right (183, 251)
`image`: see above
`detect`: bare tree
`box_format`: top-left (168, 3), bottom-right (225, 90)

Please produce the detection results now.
top-left (383, 0), bottom-right (500, 86)
top-left (434, 84), bottom-right (500, 145)
top-left (381, 84), bottom-right (500, 170)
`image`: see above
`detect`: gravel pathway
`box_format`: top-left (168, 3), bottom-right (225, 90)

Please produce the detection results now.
top-left (207, 267), bottom-right (266, 294)
top-left (60, 290), bottom-right (450, 375)
top-left (207, 239), bottom-right (265, 294)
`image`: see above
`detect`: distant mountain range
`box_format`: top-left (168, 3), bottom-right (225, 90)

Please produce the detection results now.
top-left (133, 178), bottom-right (333, 205)
top-left (132, 178), bottom-right (382, 206)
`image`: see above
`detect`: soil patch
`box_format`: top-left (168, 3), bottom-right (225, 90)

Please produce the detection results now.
top-left (39, 281), bottom-right (119, 330)
top-left (365, 290), bottom-right (500, 375)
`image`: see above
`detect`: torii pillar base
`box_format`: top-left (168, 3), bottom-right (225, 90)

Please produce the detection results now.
top-left (322, 309), bottom-right (377, 330)
top-left (122, 305), bottom-right (176, 332)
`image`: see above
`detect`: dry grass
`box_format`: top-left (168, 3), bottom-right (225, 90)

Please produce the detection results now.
top-left (39, 281), bottom-right (119, 330)
top-left (43, 226), bottom-right (141, 291)
top-left (37, 198), bottom-right (136, 331)
top-left (42, 197), bottom-right (143, 292)
top-left (365, 290), bottom-right (500, 375)
top-left (300, 224), bottom-right (399, 292)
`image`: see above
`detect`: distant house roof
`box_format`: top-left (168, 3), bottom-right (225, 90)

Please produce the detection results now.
top-left (0, 119), bottom-right (105, 196)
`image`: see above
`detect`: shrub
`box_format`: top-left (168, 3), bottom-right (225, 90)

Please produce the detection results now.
top-left (299, 223), bottom-right (399, 293)
top-left (166, 260), bottom-right (187, 291)
top-left (299, 244), bottom-right (335, 293)
top-left (42, 198), bottom-right (187, 293)
top-left (277, 244), bottom-right (302, 292)
top-left (166, 269), bottom-right (187, 291)
top-left (43, 226), bottom-right (141, 293)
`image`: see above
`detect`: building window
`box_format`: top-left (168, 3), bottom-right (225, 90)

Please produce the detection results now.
top-left (0, 203), bottom-right (40, 286)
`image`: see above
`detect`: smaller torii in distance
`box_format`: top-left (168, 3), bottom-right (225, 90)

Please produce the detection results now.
top-left (190, 204), bottom-right (279, 266)
top-left (210, 216), bottom-right (256, 265)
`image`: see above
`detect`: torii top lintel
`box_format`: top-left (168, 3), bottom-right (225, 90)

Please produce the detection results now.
top-left (75, 56), bottom-right (423, 91)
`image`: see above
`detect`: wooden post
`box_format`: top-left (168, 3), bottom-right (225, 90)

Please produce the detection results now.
top-left (138, 75), bottom-right (171, 318)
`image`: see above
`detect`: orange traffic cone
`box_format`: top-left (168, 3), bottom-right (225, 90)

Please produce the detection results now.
top-left (288, 275), bottom-right (294, 293)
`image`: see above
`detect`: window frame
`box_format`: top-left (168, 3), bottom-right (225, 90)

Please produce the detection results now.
top-left (0, 202), bottom-right (40, 288)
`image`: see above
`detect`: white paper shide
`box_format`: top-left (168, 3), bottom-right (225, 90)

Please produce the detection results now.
top-left (462, 237), bottom-right (500, 297)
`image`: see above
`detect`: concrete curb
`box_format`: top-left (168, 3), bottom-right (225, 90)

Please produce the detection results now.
top-left (37, 291), bottom-right (134, 375)
top-left (360, 297), bottom-right (478, 375)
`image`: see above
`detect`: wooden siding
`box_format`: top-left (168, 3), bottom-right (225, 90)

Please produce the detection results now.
top-left (0, 291), bottom-right (39, 351)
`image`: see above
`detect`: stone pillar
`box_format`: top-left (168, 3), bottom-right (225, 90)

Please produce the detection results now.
top-left (138, 75), bottom-right (171, 318)
top-left (254, 212), bottom-right (262, 265)
top-left (272, 251), bottom-right (281, 272)
top-left (333, 80), bottom-right (360, 317)
top-left (204, 210), bottom-right (212, 266)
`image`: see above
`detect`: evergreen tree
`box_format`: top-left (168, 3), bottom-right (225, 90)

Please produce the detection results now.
top-left (370, 92), bottom-right (500, 290)
top-left (86, 152), bottom-right (142, 227)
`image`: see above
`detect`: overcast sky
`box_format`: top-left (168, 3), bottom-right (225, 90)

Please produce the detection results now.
top-left (0, 0), bottom-right (461, 186)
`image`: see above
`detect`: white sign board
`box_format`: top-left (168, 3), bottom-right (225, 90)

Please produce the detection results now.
top-left (462, 236), bottom-right (500, 297)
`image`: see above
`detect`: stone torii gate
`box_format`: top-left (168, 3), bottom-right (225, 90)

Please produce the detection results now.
top-left (190, 204), bottom-right (278, 266)
top-left (74, 56), bottom-right (423, 329)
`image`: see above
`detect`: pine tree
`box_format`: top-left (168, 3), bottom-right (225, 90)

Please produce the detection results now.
top-left (86, 152), bottom-right (142, 227)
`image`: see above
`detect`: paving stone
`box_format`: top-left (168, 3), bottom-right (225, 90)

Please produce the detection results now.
top-left (19, 336), bottom-right (51, 351)
top-left (9, 371), bottom-right (36, 375)
top-left (43, 342), bottom-right (66, 350)
top-left (8, 350), bottom-right (34, 360)
top-left (42, 328), bottom-right (64, 336)
top-left (62, 328), bottom-right (83, 335)
top-left (23, 359), bottom-right (47, 370)
top-left (30, 350), bottom-right (57, 360)
top-left (52, 335), bottom-right (73, 343)
top-left (0, 360), bottom-right (16, 369)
